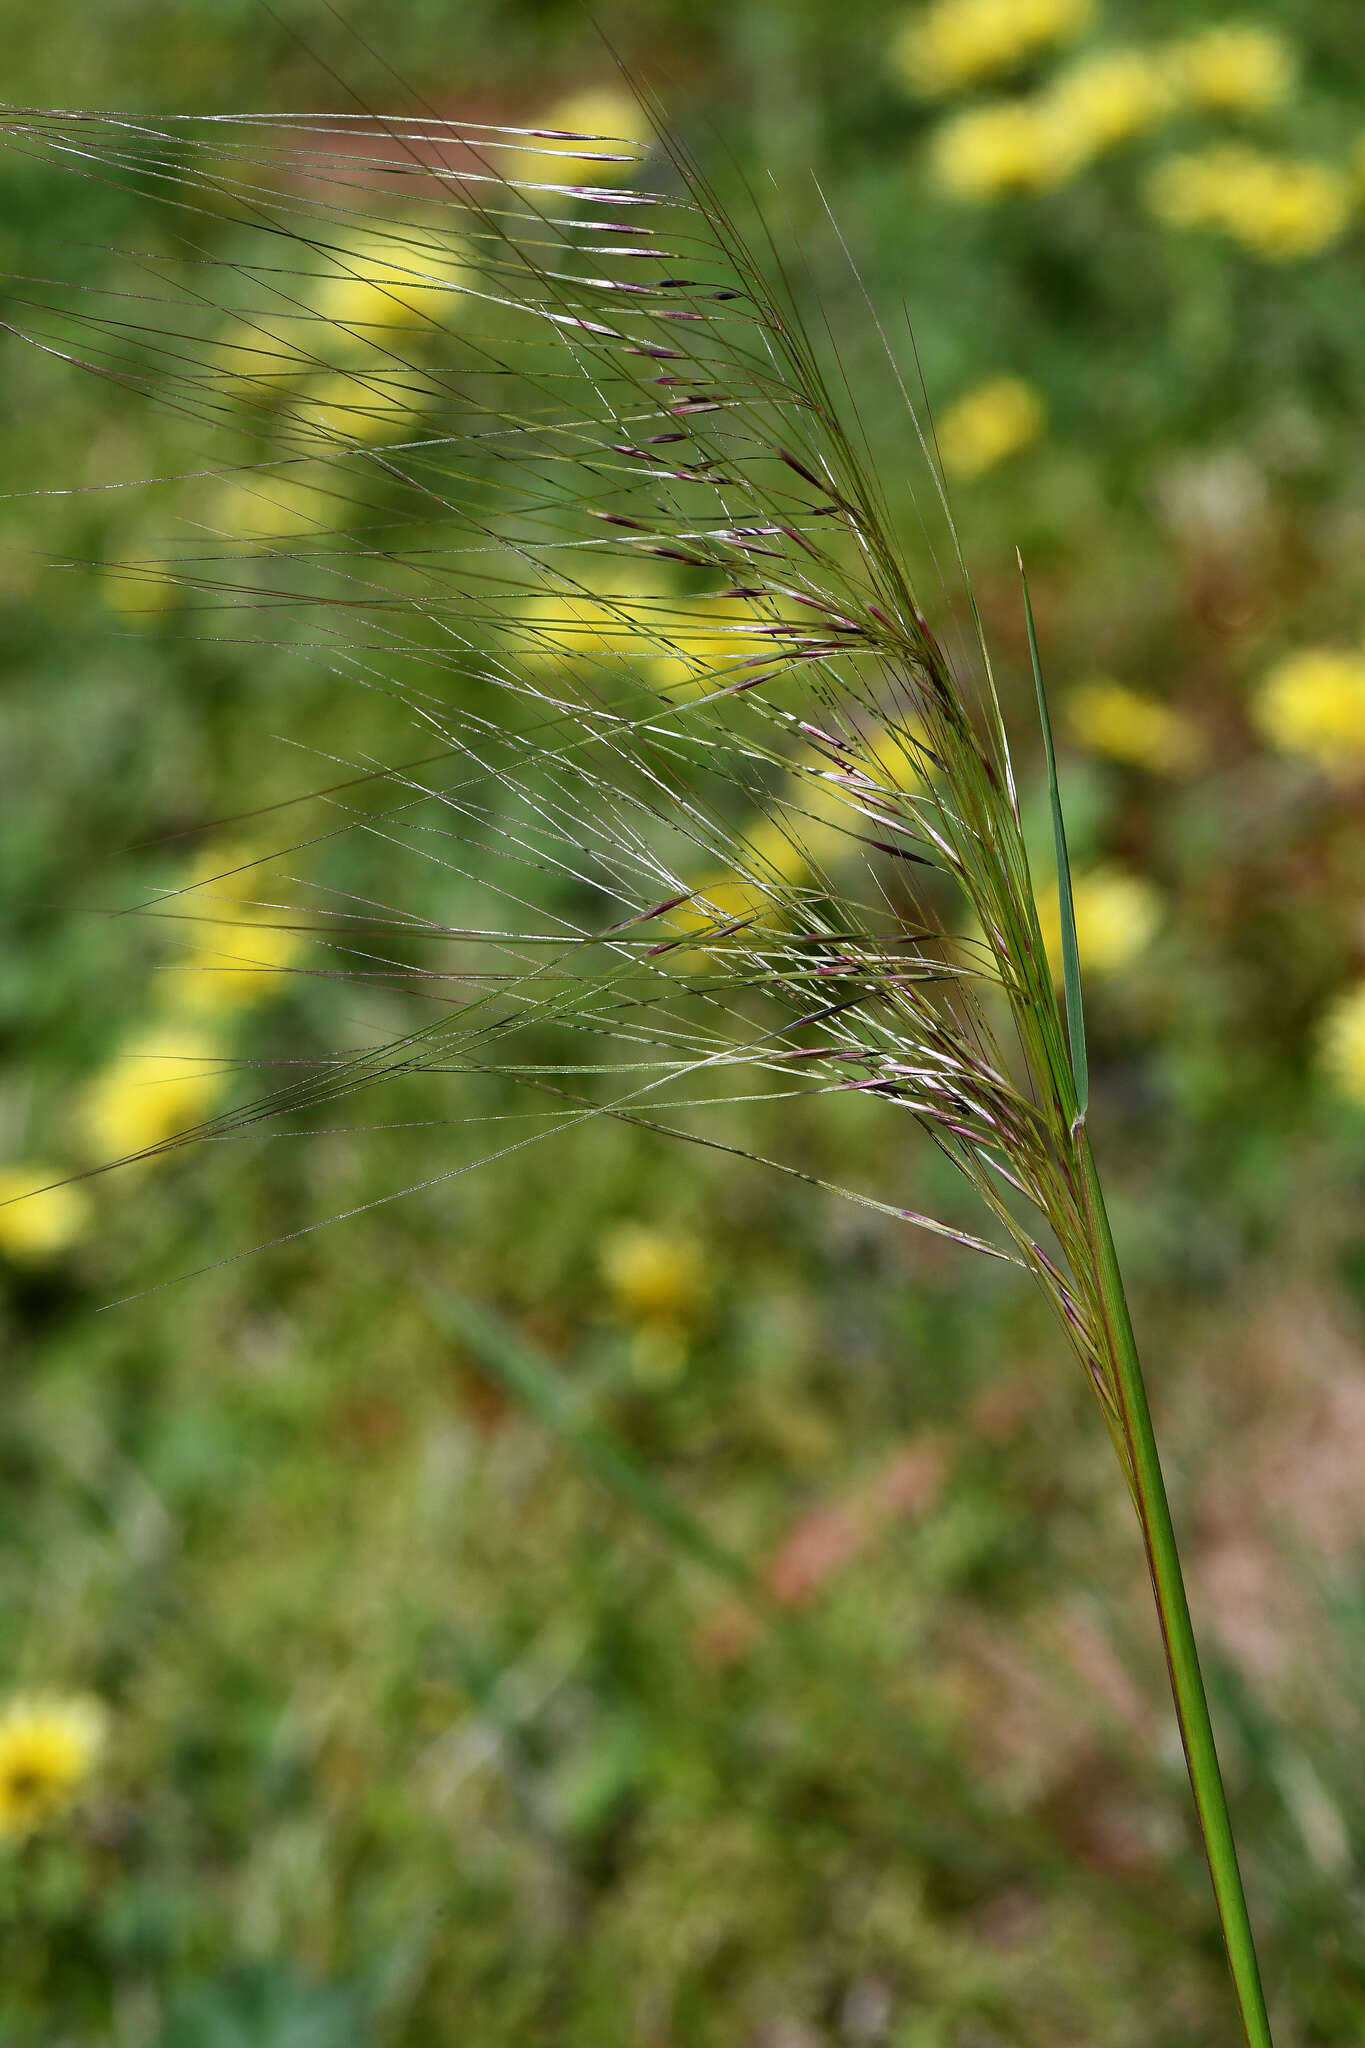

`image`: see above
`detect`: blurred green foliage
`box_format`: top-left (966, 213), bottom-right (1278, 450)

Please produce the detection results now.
top-left (4, 1), bottom-right (1365, 2042)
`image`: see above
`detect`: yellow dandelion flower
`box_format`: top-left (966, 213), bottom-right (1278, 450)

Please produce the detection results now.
top-left (740, 761), bottom-right (859, 883)
top-left (1066, 679), bottom-right (1204, 775)
top-left (209, 469), bottom-right (338, 543)
top-left (739, 812), bottom-right (833, 887)
top-left (646, 609), bottom-right (770, 694)
top-left (77, 1023), bottom-right (228, 1162)
top-left (930, 100), bottom-right (1082, 199)
top-left (1043, 48), bottom-right (1175, 161)
top-left (159, 840), bottom-right (303, 1013)
top-left (212, 313), bottom-right (314, 396)
top-left (0, 1694), bottom-right (105, 1841)
top-left (891, 0), bottom-right (1093, 98)
top-left (515, 562), bottom-right (673, 670)
top-left (289, 370), bottom-right (421, 445)
top-left (0, 1166), bottom-right (91, 1263)
top-left (310, 228), bottom-right (468, 339)
top-left (1164, 23), bottom-right (1298, 116)
top-left (160, 914), bottom-right (301, 1013)
top-left (600, 1222), bottom-right (708, 1323)
top-left (861, 720), bottom-right (931, 795)
top-left (507, 87), bottom-right (654, 195)
top-left (100, 559), bottom-right (179, 623)
top-left (936, 376), bottom-right (1044, 479)
top-left (1146, 145), bottom-right (1349, 260)
top-left (663, 874), bottom-right (786, 954)
top-left (1318, 982), bottom-right (1365, 1108)
top-left (1038, 862), bottom-right (1162, 981)
top-left (514, 571), bottom-right (778, 698)
top-left (1253, 647), bottom-right (1365, 775)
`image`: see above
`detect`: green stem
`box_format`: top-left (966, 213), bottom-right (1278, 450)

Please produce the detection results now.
top-left (1075, 1123), bottom-right (1273, 2048)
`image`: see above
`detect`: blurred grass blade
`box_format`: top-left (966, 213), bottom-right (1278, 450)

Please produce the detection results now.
top-left (426, 1287), bottom-right (758, 1603)
top-left (421, 1284), bottom-right (1164, 1902)
top-left (1019, 554), bottom-right (1087, 1120)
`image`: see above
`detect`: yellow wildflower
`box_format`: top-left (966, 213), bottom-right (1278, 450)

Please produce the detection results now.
top-left (892, 0), bottom-right (1092, 98)
top-left (1164, 24), bottom-right (1297, 115)
top-left (1039, 862), bottom-right (1162, 981)
top-left (212, 313), bottom-right (314, 395)
top-left (1146, 145), bottom-right (1349, 260)
top-left (1318, 982), bottom-right (1365, 1108)
top-left (739, 812), bottom-right (836, 887)
top-left (936, 376), bottom-right (1044, 479)
top-left (78, 1023), bottom-right (227, 1162)
top-left (0, 1695), bottom-right (105, 1841)
top-left (1043, 48), bottom-right (1175, 160)
top-left (1253, 647), bottom-right (1365, 775)
top-left (664, 873), bottom-right (786, 952)
top-left (100, 559), bottom-right (179, 623)
top-left (599, 1222), bottom-right (708, 1380)
top-left (508, 87), bottom-right (654, 194)
top-left (209, 469), bottom-right (337, 543)
top-left (310, 228), bottom-right (467, 339)
top-left (160, 917), bottom-right (301, 1014)
top-left (0, 1166), bottom-right (91, 1262)
top-left (600, 1223), bottom-right (708, 1324)
top-left (159, 841), bottom-right (303, 1013)
top-left (862, 720), bottom-right (930, 794)
top-left (646, 607), bottom-right (770, 695)
top-left (517, 562), bottom-right (672, 668)
top-left (289, 369), bottom-right (421, 445)
top-left (213, 232), bottom-right (463, 402)
top-left (930, 101), bottom-right (1081, 199)
top-left (515, 571), bottom-right (777, 697)
top-left (1066, 679), bottom-right (1204, 775)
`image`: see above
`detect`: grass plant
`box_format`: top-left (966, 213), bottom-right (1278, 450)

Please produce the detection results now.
top-left (2, 85), bottom-right (1274, 2040)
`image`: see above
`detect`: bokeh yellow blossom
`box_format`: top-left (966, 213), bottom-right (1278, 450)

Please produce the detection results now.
top-left (1318, 982), bottom-right (1365, 1109)
top-left (290, 370), bottom-right (422, 446)
top-left (213, 313), bottom-right (313, 394)
top-left (739, 809), bottom-right (841, 888)
top-left (1253, 647), bottom-right (1365, 776)
top-left (508, 87), bottom-right (654, 194)
top-left (930, 102), bottom-right (1081, 199)
top-left (892, 0), bottom-right (1092, 98)
top-left (1039, 863), bottom-right (1162, 981)
top-left (517, 563), bottom-right (671, 668)
top-left (0, 1166), bottom-right (91, 1262)
top-left (937, 376), bottom-right (1044, 479)
top-left (600, 1223), bottom-right (708, 1324)
top-left (1044, 49), bottom-right (1175, 160)
top-left (100, 559), bottom-right (179, 623)
top-left (210, 469), bottom-right (338, 543)
top-left (516, 571), bottom-right (779, 698)
top-left (862, 720), bottom-right (931, 795)
top-left (159, 841), bottom-right (303, 1013)
top-left (1164, 24), bottom-right (1297, 116)
top-left (1146, 145), bottom-right (1350, 260)
top-left (0, 1695), bottom-right (105, 1841)
top-left (78, 1023), bottom-right (228, 1162)
top-left (599, 1222), bottom-right (709, 1380)
top-left (310, 228), bottom-right (467, 339)
top-left (664, 872), bottom-right (788, 954)
top-left (1066, 679), bottom-right (1203, 775)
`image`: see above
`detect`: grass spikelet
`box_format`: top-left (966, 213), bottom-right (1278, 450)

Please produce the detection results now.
top-left (0, 93), bottom-right (1272, 2043)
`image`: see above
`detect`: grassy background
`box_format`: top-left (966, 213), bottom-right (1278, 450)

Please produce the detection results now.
top-left (4, 2), bottom-right (1365, 2041)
